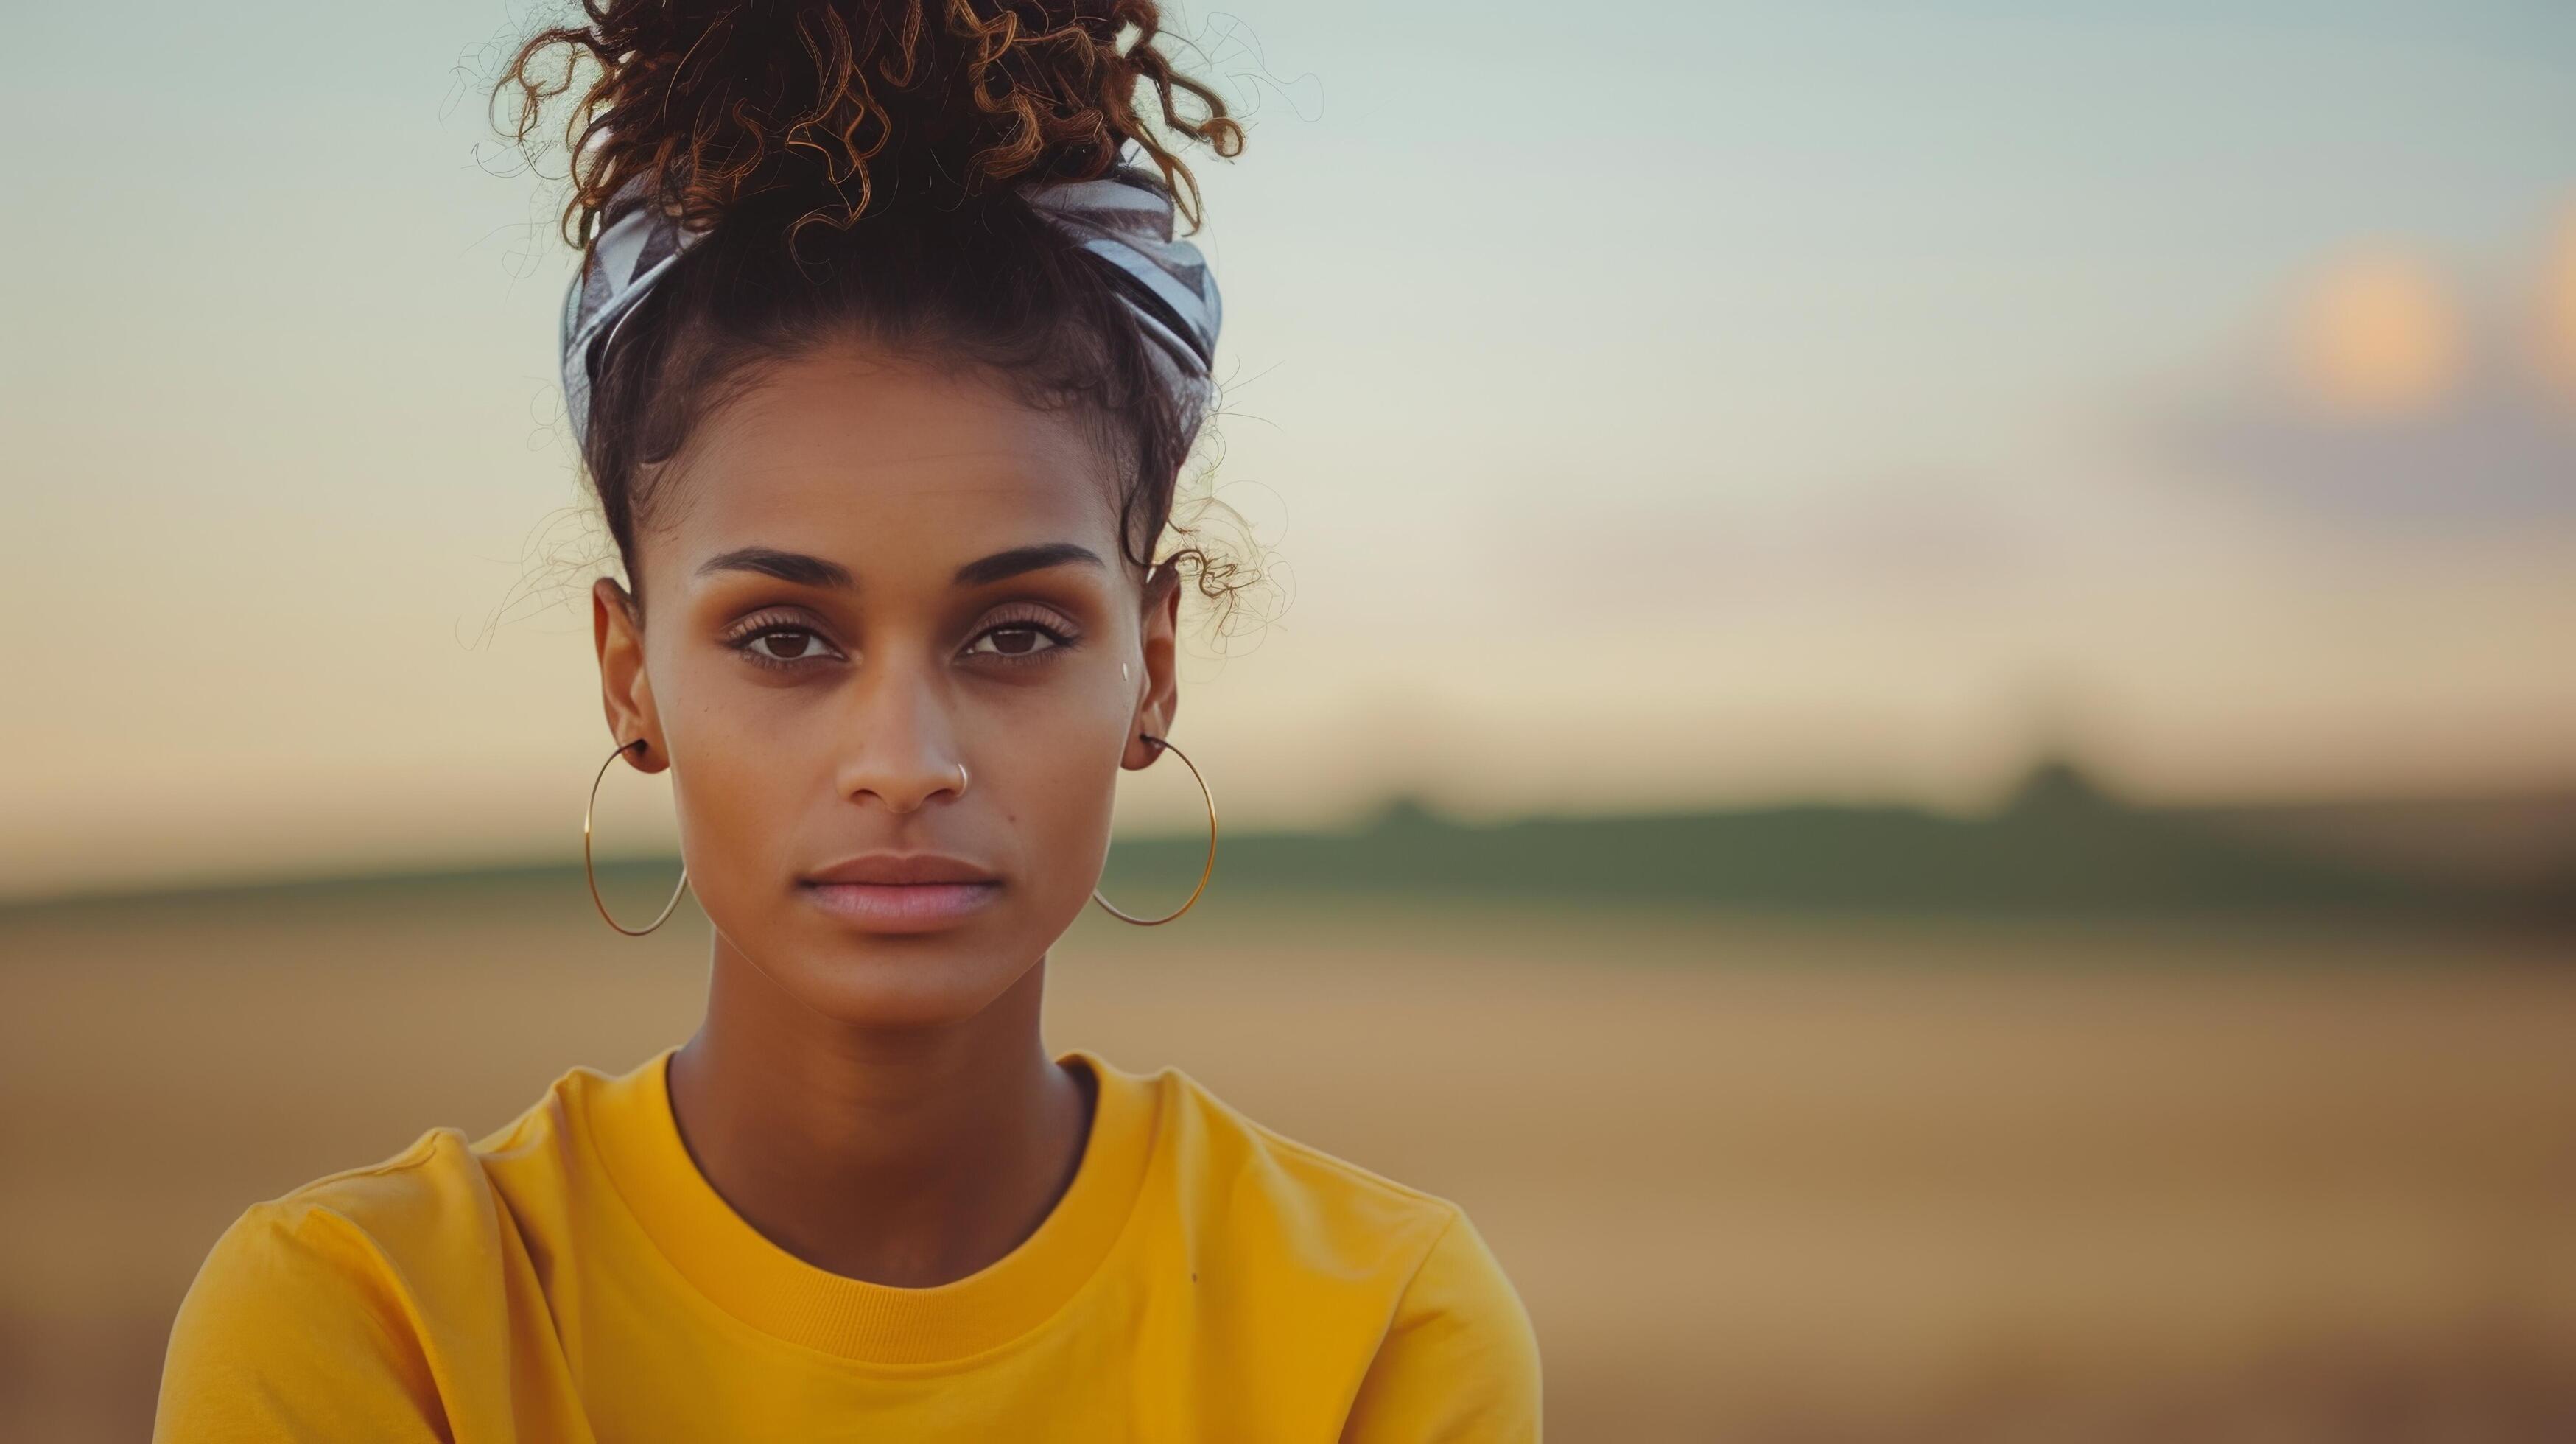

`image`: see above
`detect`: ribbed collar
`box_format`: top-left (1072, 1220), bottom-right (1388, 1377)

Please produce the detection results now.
top-left (577, 1043), bottom-right (1159, 1366)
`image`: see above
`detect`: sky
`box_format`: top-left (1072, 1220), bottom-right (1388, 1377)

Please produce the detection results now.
top-left (4, 1), bottom-right (2574, 897)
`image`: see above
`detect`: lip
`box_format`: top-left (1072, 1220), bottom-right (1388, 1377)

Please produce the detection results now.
top-left (799, 853), bottom-right (1002, 933)
top-left (804, 852), bottom-right (1000, 886)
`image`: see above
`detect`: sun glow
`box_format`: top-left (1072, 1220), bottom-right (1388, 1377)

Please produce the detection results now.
top-left (2538, 207), bottom-right (2576, 404)
top-left (2292, 250), bottom-right (2462, 416)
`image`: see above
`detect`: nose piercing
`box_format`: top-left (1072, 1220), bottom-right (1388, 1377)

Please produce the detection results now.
top-left (955, 761), bottom-right (969, 796)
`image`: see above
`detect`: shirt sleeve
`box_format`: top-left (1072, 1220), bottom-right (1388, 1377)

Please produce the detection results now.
top-left (152, 1201), bottom-right (447, 1443)
top-left (1339, 1206), bottom-right (1545, 1443)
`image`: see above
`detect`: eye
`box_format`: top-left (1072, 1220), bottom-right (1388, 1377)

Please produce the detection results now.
top-left (729, 620), bottom-right (846, 669)
top-left (966, 624), bottom-right (1064, 659)
top-left (963, 609), bottom-right (1078, 664)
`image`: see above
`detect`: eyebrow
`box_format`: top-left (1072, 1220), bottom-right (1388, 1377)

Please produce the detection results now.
top-left (696, 546), bottom-right (854, 589)
top-left (952, 542), bottom-right (1106, 588)
top-left (695, 542), bottom-right (1105, 590)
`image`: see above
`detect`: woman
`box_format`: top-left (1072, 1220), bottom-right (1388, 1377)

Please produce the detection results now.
top-left (151, 1), bottom-right (1541, 1440)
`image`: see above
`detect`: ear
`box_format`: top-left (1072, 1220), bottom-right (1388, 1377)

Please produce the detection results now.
top-left (593, 576), bottom-right (670, 774)
top-left (1123, 563), bottom-right (1183, 771)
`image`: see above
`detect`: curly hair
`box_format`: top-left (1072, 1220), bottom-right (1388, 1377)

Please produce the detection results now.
top-left (494, 0), bottom-right (1263, 626)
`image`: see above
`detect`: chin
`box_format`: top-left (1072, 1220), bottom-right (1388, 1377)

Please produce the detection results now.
top-left (774, 935), bottom-right (1039, 1030)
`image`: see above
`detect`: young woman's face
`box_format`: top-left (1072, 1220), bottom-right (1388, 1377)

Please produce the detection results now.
top-left (593, 342), bottom-right (1179, 1028)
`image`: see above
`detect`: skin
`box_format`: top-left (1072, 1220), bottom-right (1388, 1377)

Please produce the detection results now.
top-left (590, 340), bottom-right (1183, 1287)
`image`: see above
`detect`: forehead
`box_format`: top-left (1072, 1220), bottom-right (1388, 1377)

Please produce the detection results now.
top-left (642, 345), bottom-right (1126, 592)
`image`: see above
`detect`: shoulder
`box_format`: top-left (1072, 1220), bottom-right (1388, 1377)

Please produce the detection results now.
top-left (153, 1130), bottom-right (484, 1440)
top-left (183, 1121), bottom-right (499, 1315)
top-left (1343, 1205), bottom-right (1544, 1440)
top-left (1141, 1059), bottom-right (1464, 1260)
top-left (152, 1065), bottom-right (610, 1439)
top-left (203, 1062), bottom-right (590, 1275)
top-left (220, 1049), bottom-right (642, 1250)
top-left (1120, 1060), bottom-right (1543, 1435)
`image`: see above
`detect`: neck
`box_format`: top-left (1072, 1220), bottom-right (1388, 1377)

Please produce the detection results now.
top-left (664, 940), bottom-right (1093, 1288)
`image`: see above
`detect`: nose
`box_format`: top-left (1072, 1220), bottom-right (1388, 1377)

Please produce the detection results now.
top-left (831, 651), bottom-right (967, 816)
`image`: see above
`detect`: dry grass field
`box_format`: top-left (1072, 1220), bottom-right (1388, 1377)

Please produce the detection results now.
top-left (3, 877), bottom-right (2572, 1440)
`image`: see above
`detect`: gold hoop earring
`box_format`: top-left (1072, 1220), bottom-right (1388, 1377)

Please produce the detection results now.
top-left (585, 737), bottom-right (692, 936)
top-left (1092, 733), bottom-right (1215, 926)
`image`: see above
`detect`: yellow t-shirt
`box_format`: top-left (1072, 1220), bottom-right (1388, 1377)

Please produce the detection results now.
top-left (152, 1045), bottom-right (1542, 1440)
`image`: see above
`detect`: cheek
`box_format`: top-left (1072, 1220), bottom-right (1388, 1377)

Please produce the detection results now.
top-left (653, 648), bottom-right (819, 897)
top-left (979, 672), bottom-right (1131, 889)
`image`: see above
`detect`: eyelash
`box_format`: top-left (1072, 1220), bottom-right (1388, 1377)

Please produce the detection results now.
top-left (723, 612), bottom-right (843, 672)
top-left (720, 607), bottom-right (1081, 673)
top-left (962, 605), bottom-right (1082, 667)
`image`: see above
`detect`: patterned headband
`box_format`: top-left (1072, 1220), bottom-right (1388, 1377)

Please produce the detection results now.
top-left (557, 147), bottom-right (1223, 452)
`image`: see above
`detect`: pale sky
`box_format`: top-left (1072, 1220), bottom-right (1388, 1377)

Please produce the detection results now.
top-left (5, 1), bottom-right (2574, 898)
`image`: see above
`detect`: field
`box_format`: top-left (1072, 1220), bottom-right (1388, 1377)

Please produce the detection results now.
top-left (4, 877), bottom-right (2573, 1440)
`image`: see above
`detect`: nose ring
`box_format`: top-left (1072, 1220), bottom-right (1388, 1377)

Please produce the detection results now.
top-left (955, 761), bottom-right (969, 796)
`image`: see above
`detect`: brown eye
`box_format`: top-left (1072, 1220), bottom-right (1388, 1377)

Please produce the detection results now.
top-left (964, 617), bottom-right (1074, 662)
top-left (985, 627), bottom-right (1047, 656)
top-left (736, 624), bottom-right (841, 666)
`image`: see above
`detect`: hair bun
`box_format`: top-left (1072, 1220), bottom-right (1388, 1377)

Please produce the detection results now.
top-left (502, 0), bottom-right (1241, 252)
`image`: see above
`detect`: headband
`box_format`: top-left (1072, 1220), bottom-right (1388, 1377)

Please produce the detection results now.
top-left (557, 147), bottom-right (1223, 450)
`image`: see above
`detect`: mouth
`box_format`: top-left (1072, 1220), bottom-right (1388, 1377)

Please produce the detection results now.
top-left (798, 853), bottom-right (1002, 933)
